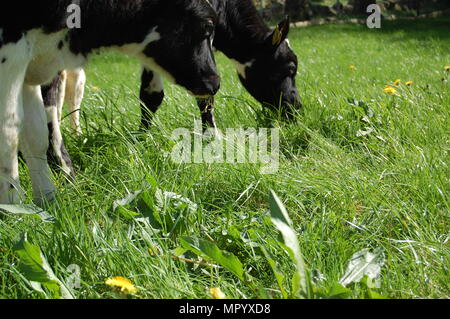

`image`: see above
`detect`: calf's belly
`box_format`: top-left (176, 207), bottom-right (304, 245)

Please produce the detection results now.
top-left (24, 30), bottom-right (86, 86)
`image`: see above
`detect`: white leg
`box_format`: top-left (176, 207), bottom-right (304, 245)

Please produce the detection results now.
top-left (20, 85), bottom-right (56, 205)
top-left (65, 68), bottom-right (85, 135)
top-left (56, 70), bottom-right (67, 122)
top-left (0, 39), bottom-right (30, 204)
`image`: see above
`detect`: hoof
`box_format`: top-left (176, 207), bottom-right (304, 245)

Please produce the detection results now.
top-left (0, 183), bottom-right (24, 205)
top-left (33, 190), bottom-right (56, 208)
top-left (203, 128), bottom-right (223, 142)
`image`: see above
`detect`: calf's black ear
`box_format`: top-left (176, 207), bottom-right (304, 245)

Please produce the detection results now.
top-left (268, 16), bottom-right (290, 48)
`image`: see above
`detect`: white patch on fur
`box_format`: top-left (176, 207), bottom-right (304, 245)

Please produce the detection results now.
top-left (137, 54), bottom-right (176, 84)
top-left (114, 28), bottom-right (175, 84)
top-left (115, 27), bottom-right (161, 56)
top-left (143, 70), bottom-right (164, 93)
top-left (25, 30), bottom-right (86, 86)
top-left (232, 59), bottom-right (255, 79)
top-left (285, 39), bottom-right (292, 49)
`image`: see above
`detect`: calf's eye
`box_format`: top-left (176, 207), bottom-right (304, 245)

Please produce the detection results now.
top-left (288, 63), bottom-right (297, 76)
top-left (203, 19), bottom-right (215, 38)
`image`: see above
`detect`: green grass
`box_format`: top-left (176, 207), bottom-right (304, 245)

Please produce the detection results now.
top-left (1, 18), bottom-right (449, 299)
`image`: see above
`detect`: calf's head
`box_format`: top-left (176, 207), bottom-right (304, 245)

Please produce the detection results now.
top-left (142, 0), bottom-right (220, 97)
top-left (238, 17), bottom-right (302, 116)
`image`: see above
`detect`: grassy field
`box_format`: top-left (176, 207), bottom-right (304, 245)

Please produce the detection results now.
top-left (1, 17), bottom-right (449, 299)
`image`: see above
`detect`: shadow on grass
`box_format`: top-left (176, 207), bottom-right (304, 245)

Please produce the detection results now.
top-left (377, 17), bottom-right (450, 42)
top-left (293, 16), bottom-right (450, 43)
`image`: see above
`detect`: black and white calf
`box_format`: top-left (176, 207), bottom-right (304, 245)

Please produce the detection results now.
top-left (0, 0), bottom-right (219, 205)
top-left (46, 0), bottom-right (301, 139)
top-left (140, 0), bottom-right (301, 130)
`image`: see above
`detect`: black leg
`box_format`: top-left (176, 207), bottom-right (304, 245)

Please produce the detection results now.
top-left (139, 68), bottom-right (165, 130)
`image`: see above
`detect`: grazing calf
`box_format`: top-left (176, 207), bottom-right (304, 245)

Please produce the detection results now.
top-left (140, 0), bottom-right (302, 130)
top-left (0, 0), bottom-right (219, 205)
top-left (44, 0), bottom-right (301, 176)
top-left (47, 0), bottom-right (301, 135)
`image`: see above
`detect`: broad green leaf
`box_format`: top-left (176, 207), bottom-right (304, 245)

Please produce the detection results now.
top-left (260, 246), bottom-right (288, 298)
top-left (113, 188), bottom-right (197, 239)
top-left (153, 190), bottom-right (197, 236)
top-left (0, 204), bottom-right (55, 223)
top-left (361, 276), bottom-right (387, 299)
top-left (181, 237), bottom-right (244, 280)
top-left (361, 274), bottom-right (378, 289)
top-left (13, 234), bottom-right (74, 299)
top-left (269, 190), bottom-right (309, 298)
top-left (155, 189), bottom-right (198, 212)
top-left (367, 289), bottom-right (386, 299)
top-left (291, 271), bottom-right (303, 297)
top-left (146, 174), bottom-right (158, 190)
top-left (173, 247), bottom-right (188, 257)
top-left (339, 247), bottom-right (385, 287)
top-left (116, 206), bottom-right (140, 220)
top-left (139, 191), bottom-right (159, 220)
top-left (29, 281), bottom-right (45, 294)
top-left (112, 190), bottom-right (143, 212)
top-left (327, 282), bottom-right (352, 299)
top-left (113, 190), bottom-right (160, 230)
top-left (356, 127), bottom-right (374, 137)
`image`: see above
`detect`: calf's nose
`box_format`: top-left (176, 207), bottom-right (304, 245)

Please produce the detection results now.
top-left (282, 92), bottom-right (302, 108)
top-left (203, 74), bottom-right (220, 96)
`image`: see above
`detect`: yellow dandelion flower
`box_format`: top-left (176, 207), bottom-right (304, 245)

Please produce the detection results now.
top-left (348, 65), bottom-right (356, 70)
top-left (210, 287), bottom-right (226, 299)
top-left (105, 276), bottom-right (138, 294)
top-left (445, 66), bottom-right (450, 71)
top-left (405, 81), bottom-right (413, 86)
top-left (91, 86), bottom-right (100, 91)
top-left (384, 85), bottom-right (397, 94)
top-left (393, 79), bottom-right (401, 86)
